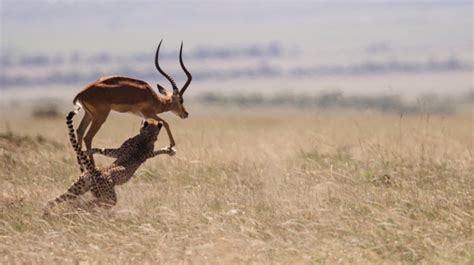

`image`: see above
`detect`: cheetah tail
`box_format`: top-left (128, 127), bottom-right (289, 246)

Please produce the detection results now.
top-left (66, 111), bottom-right (84, 173)
top-left (66, 110), bottom-right (97, 175)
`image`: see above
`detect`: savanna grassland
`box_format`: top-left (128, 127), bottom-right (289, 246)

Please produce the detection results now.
top-left (0, 109), bottom-right (472, 264)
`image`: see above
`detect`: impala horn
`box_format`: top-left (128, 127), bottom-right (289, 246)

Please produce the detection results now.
top-left (179, 41), bottom-right (192, 96)
top-left (155, 40), bottom-right (178, 94)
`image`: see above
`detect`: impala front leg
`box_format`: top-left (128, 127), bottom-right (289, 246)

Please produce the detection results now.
top-left (148, 115), bottom-right (175, 148)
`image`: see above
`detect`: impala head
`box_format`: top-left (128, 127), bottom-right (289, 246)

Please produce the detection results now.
top-left (155, 40), bottom-right (192, 119)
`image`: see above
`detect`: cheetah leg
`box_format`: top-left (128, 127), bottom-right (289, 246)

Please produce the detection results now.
top-left (45, 176), bottom-right (92, 211)
top-left (90, 179), bottom-right (117, 208)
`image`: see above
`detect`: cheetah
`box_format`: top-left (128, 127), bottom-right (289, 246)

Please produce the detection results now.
top-left (45, 110), bottom-right (175, 212)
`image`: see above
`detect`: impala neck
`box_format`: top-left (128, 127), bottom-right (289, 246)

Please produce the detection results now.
top-left (156, 93), bottom-right (175, 112)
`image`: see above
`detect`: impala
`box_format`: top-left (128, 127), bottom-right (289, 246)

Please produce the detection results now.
top-left (72, 40), bottom-right (192, 164)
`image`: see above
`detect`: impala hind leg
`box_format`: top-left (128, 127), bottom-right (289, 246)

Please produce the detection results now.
top-left (76, 112), bottom-right (92, 150)
top-left (84, 110), bottom-right (110, 165)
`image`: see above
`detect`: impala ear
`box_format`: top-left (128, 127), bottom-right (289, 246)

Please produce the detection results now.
top-left (156, 84), bottom-right (167, 95)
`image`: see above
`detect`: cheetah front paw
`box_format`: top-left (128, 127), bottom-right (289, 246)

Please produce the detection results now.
top-left (167, 146), bottom-right (177, 156)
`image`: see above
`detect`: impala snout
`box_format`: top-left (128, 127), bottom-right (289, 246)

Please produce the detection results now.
top-left (171, 108), bottom-right (189, 119)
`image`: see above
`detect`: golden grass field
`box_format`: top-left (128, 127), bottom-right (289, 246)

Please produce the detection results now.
top-left (0, 109), bottom-right (472, 264)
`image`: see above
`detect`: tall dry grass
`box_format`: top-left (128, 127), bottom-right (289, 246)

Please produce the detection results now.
top-left (0, 111), bottom-right (472, 264)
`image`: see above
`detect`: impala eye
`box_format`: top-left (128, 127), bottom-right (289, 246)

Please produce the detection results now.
top-left (180, 99), bottom-right (184, 104)
top-left (142, 121), bottom-right (149, 128)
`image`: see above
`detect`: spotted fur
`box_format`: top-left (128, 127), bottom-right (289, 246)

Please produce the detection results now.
top-left (45, 111), bottom-right (175, 212)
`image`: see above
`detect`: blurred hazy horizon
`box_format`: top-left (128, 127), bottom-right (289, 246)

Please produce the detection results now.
top-left (0, 0), bottom-right (472, 111)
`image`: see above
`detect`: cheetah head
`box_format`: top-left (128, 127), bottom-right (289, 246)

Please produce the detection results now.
top-left (140, 119), bottom-right (163, 141)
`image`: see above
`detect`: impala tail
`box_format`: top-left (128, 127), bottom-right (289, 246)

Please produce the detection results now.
top-left (72, 96), bottom-right (83, 112)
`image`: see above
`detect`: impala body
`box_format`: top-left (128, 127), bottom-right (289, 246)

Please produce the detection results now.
top-left (74, 76), bottom-right (187, 117)
top-left (73, 40), bottom-right (192, 164)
